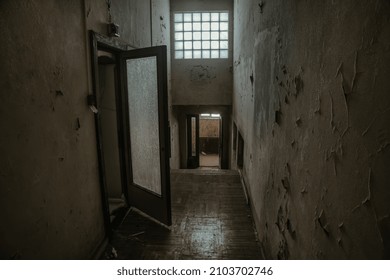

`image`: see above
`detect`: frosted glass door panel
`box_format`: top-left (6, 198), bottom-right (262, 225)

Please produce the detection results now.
top-left (126, 57), bottom-right (162, 195)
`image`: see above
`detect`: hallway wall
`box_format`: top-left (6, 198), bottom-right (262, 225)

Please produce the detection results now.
top-left (233, 0), bottom-right (390, 259)
top-left (0, 0), bottom-right (171, 259)
top-left (0, 0), bottom-right (103, 259)
top-left (150, 0), bottom-right (180, 169)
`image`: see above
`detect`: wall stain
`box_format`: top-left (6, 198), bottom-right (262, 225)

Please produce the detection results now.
top-left (293, 74), bottom-right (303, 97)
top-left (258, 1), bottom-right (265, 14)
top-left (190, 65), bottom-right (216, 82)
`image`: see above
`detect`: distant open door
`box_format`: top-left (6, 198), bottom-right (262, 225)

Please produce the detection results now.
top-left (187, 114), bottom-right (199, 168)
top-left (120, 46), bottom-right (171, 226)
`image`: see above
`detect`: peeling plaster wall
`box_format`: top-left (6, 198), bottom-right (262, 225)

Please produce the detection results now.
top-left (170, 0), bottom-right (233, 105)
top-left (233, 0), bottom-right (390, 259)
top-left (0, 0), bottom-right (171, 259)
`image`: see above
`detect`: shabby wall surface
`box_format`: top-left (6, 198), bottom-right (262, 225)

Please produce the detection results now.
top-left (233, 0), bottom-right (390, 259)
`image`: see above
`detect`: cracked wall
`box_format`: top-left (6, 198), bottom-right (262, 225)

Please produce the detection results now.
top-left (233, 0), bottom-right (390, 259)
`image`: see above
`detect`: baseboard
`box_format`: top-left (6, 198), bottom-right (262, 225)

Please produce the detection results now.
top-left (237, 168), bottom-right (266, 259)
top-left (238, 169), bottom-right (249, 205)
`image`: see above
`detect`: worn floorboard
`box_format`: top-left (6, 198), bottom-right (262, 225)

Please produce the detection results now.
top-left (108, 169), bottom-right (263, 260)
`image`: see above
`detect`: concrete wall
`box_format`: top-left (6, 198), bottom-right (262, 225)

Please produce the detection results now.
top-left (0, 0), bottom-right (171, 259)
top-left (171, 0), bottom-right (233, 105)
top-left (233, 0), bottom-right (390, 259)
top-left (0, 0), bottom-right (104, 259)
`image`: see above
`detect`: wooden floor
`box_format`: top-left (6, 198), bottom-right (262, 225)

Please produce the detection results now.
top-left (107, 169), bottom-right (263, 260)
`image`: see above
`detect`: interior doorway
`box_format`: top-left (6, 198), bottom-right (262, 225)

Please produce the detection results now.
top-left (97, 50), bottom-right (127, 226)
top-left (186, 113), bottom-right (222, 169)
top-left (199, 113), bottom-right (221, 169)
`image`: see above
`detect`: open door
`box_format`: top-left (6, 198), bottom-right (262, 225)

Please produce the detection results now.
top-left (187, 114), bottom-right (199, 168)
top-left (120, 46), bottom-right (171, 226)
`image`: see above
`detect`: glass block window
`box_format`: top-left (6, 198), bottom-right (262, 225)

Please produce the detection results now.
top-left (174, 12), bottom-right (229, 59)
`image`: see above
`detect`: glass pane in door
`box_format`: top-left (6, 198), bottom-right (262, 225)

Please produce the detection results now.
top-left (126, 57), bottom-right (162, 195)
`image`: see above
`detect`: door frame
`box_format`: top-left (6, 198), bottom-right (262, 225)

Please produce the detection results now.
top-left (218, 117), bottom-right (223, 168)
top-left (174, 106), bottom-right (231, 169)
top-left (186, 114), bottom-right (200, 168)
top-left (89, 31), bottom-right (131, 237)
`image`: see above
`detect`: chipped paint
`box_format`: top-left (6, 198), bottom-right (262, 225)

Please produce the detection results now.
top-left (233, 0), bottom-right (390, 259)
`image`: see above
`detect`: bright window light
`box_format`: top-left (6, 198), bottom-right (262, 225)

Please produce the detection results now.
top-left (174, 11), bottom-right (229, 59)
top-left (200, 113), bottom-right (221, 119)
